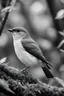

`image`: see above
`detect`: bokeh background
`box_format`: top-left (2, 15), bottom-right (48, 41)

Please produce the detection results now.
top-left (0, 0), bottom-right (64, 87)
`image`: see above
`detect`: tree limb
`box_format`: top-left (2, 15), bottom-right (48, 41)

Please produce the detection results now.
top-left (0, 63), bottom-right (64, 96)
top-left (0, 0), bottom-right (12, 35)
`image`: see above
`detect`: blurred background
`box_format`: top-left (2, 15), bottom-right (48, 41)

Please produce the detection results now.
top-left (0, 0), bottom-right (64, 87)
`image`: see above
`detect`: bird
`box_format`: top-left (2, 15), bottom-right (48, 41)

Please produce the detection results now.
top-left (8, 27), bottom-right (54, 78)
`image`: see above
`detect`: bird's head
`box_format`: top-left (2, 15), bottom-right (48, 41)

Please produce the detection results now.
top-left (8, 27), bottom-right (28, 40)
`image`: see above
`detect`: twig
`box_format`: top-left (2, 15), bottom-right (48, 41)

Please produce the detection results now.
top-left (0, 0), bottom-right (11, 35)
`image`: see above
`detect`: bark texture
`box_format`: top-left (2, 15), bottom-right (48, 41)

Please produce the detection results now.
top-left (0, 63), bottom-right (64, 96)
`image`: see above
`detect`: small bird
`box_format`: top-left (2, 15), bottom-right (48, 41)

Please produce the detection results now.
top-left (8, 27), bottom-right (54, 78)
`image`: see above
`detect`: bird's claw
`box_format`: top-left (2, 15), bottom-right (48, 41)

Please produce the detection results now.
top-left (21, 66), bottom-right (31, 72)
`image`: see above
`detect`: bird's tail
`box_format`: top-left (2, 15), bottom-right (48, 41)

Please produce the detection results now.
top-left (41, 56), bottom-right (53, 69)
top-left (42, 60), bottom-right (53, 69)
top-left (42, 66), bottom-right (54, 78)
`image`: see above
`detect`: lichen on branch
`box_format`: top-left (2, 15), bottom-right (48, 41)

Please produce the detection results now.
top-left (0, 63), bottom-right (63, 96)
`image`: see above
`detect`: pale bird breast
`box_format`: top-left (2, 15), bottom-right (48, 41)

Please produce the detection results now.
top-left (13, 39), bottom-right (38, 66)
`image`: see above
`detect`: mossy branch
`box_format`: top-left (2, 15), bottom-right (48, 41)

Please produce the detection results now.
top-left (0, 63), bottom-right (64, 96)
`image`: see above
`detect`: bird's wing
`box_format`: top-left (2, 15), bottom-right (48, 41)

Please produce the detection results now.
top-left (22, 38), bottom-right (52, 69)
top-left (22, 38), bottom-right (47, 62)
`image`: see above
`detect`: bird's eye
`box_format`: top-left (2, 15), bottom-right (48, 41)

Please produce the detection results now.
top-left (17, 30), bottom-right (20, 32)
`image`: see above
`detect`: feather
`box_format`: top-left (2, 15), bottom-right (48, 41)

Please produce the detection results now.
top-left (22, 38), bottom-right (52, 69)
top-left (42, 66), bottom-right (54, 78)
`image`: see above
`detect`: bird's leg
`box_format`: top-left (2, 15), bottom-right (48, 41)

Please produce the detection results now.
top-left (21, 66), bottom-right (31, 72)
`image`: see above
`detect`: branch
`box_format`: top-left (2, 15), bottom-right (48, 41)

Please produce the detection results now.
top-left (0, 0), bottom-right (12, 35)
top-left (0, 63), bottom-right (64, 96)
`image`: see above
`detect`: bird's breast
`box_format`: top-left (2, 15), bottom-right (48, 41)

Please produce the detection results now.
top-left (13, 40), bottom-right (38, 66)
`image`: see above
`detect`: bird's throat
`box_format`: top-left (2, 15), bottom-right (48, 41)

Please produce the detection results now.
top-left (13, 39), bottom-right (38, 66)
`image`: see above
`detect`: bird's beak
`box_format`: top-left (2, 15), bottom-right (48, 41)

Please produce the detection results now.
top-left (8, 29), bottom-right (13, 33)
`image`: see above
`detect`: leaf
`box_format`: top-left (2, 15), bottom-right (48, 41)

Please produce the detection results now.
top-left (1, 0), bottom-right (16, 13)
top-left (60, 49), bottom-right (64, 52)
top-left (1, 6), bottom-right (11, 12)
top-left (59, 31), bottom-right (64, 36)
top-left (0, 57), bottom-right (7, 64)
top-left (55, 9), bottom-right (64, 19)
top-left (1, 6), bottom-right (15, 13)
top-left (57, 40), bottom-right (64, 49)
top-left (57, 31), bottom-right (64, 52)
top-left (54, 77), bottom-right (64, 87)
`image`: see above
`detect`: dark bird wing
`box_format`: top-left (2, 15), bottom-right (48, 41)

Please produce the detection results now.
top-left (22, 38), bottom-right (52, 69)
top-left (22, 38), bottom-right (54, 78)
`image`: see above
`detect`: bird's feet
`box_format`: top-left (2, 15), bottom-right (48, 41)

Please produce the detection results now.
top-left (20, 66), bottom-right (31, 72)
